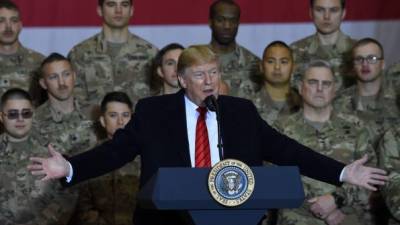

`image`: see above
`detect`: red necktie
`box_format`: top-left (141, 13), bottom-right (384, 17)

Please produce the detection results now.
top-left (195, 107), bottom-right (211, 167)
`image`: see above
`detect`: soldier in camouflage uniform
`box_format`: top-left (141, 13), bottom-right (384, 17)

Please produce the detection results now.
top-left (150, 43), bottom-right (184, 96)
top-left (334, 38), bottom-right (399, 150)
top-left (275, 60), bottom-right (377, 225)
top-left (0, 0), bottom-right (44, 99)
top-left (291, 0), bottom-right (356, 91)
top-left (386, 61), bottom-right (400, 90)
top-left (207, 0), bottom-right (260, 97)
top-left (0, 88), bottom-right (77, 225)
top-left (69, 91), bottom-right (141, 225)
top-left (68, 0), bottom-right (157, 106)
top-left (387, 62), bottom-right (400, 78)
top-left (33, 53), bottom-right (97, 155)
top-left (378, 126), bottom-right (400, 225)
top-left (238, 41), bottom-right (301, 125)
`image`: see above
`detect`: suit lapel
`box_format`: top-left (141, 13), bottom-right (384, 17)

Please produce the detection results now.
top-left (164, 90), bottom-right (191, 167)
top-left (217, 96), bottom-right (235, 159)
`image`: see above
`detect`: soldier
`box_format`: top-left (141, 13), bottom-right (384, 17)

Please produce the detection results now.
top-left (150, 43), bottom-right (184, 96)
top-left (334, 38), bottom-right (399, 149)
top-left (70, 91), bottom-right (140, 225)
top-left (378, 127), bottom-right (400, 225)
top-left (275, 60), bottom-right (377, 225)
top-left (33, 52), bottom-right (96, 158)
top-left (0, 0), bottom-right (44, 99)
top-left (208, 0), bottom-right (260, 97)
top-left (387, 62), bottom-right (400, 77)
top-left (68, 0), bottom-right (157, 106)
top-left (0, 88), bottom-right (75, 225)
top-left (291, 0), bottom-right (356, 91)
top-left (238, 41), bottom-right (301, 125)
top-left (386, 61), bottom-right (400, 87)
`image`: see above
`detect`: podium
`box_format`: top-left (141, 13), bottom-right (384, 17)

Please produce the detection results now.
top-left (137, 166), bottom-right (304, 225)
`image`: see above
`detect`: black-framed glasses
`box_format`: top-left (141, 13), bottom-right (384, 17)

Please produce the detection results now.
top-left (354, 55), bottom-right (383, 65)
top-left (2, 109), bottom-right (33, 120)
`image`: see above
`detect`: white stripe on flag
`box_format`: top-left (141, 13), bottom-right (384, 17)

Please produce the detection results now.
top-left (20, 20), bottom-right (400, 65)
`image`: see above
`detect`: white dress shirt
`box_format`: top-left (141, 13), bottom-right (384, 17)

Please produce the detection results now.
top-left (184, 95), bottom-right (221, 167)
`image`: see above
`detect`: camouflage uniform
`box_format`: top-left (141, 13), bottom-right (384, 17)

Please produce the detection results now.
top-left (334, 78), bottom-right (399, 150)
top-left (274, 111), bottom-right (377, 225)
top-left (291, 31), bottom-right (356, 91)
top-left (32, 98), bottom-right (97, 156)
top-left (238, 80), bottom-right (301, 125)
top-left (387, 62), bottom-right (400, 89)
top-left (387, 62), bottom-right (400, 78)
top-left (0, 45), bottom-right (44, 97)
top-left (378, 126), bottom-right (400, 225)
top-left (69, 138), bottom-right (141, 225)
top-left (0, 133), bottom-right (77, 225)
top-left (209, 44), bottom-right (260, 97)
top-left (68, 31), bottom-right (158, 105)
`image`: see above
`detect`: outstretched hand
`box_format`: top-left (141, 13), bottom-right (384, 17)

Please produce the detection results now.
top-left (28, 144), bottom-right (70, 181)
top-left (342, 155), bottom-right (388, 191)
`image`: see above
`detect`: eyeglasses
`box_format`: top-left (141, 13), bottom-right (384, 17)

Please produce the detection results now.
top-left (2, 109), bottom-right (33, 120)
top-left (354, 55), bottom-right (383, 65)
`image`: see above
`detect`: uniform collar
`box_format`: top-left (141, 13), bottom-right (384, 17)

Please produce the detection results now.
top-left (308, 30), bottom-right (351, 54)
top-left (45, 98), bottom-right (84, 123)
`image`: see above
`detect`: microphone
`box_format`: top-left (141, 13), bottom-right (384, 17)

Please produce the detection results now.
top-left (204, 95), bottom-right (218, 113)
top-left (204, 95), bottom-right (224, 161)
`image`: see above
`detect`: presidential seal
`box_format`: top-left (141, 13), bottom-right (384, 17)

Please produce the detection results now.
top-left (208, 159), bottom-right (255, 207)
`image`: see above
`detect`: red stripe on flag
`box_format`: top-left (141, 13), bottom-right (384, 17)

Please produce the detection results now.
top-left (14, 0), bottom-right (400, 27)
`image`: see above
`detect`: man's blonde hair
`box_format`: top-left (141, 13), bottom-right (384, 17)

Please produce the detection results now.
top-left (177, 45), bottom-right (218, 75)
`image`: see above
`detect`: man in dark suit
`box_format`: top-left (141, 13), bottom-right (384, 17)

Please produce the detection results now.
top-left (28, 45), bottom-right (388, 225)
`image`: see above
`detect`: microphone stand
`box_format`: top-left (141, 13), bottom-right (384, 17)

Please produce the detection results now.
top-left (204, 95), bottom-right (224, 161)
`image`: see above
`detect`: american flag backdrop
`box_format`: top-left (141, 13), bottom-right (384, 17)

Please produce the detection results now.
top-left (14, 0), bottom-right (400, 65)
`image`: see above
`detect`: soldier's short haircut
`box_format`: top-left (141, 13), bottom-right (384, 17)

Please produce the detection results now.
top-left (98, 0), bottom-right (132, 7)
top-left (310, 0), bottom-right (346, 9)
top-left (352, 37), bottom-right (384, 59)
top-left (249, 40), bottom-right (294, 89)
top-left (177, 45), bottom-right (219, 75)
top-left (40, 52), bottom-right (71, 77)
top-left (302, 60), bottom-right (335, 81)
top-left (209, 0), bottom-right (240, 19)
top-left (100, 91), bottom-right (133, 114)
top-left (262, 40), bottom-right (293, 61)
top-left (0, 88), bottom-right (32, 110)
top-left (0, 0), bottom-right (20, 12)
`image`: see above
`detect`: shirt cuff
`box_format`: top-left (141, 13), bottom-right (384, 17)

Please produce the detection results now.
top-left (65, 162), bottom-right (73, 183)
top-left (339, 166), bottom-right (346, 182)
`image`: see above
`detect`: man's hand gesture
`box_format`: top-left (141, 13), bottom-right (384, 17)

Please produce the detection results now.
top-left (28, 144), bottom-right (70, 181)
top-left (342, 155), bottom-right (388, 191)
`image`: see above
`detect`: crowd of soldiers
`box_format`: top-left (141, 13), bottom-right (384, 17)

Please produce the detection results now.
top-left (0, 0), bottom-right (399, 224)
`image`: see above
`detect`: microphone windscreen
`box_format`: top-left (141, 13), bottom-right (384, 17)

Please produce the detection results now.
top-left (204, 95), bottom-right (217, 112)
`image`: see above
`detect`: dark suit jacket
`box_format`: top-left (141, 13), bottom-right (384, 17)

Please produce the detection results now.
top-left (67, 90), bottom-right (345, 225)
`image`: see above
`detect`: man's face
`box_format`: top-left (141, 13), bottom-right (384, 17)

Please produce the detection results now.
top-left (157, 48), bottom-right (183, 88)
top-left (261, 46), bottom-right (293, 86)
top-left (40, 60), bottom-right (76, 101)
top-left (0, 99), bottom-right (33, 139)
top-left (300, 67), bottom-right (336, 109)
top-left (0, 7), bottom-right (22, 46)
top-left (178, 61), bottom-right (220, 106)
top-left (310, 0), bottom-right (345, 35)
top-left (353, 43), bottom-right (384, 83)
top-left (100, 101), bottom-right (132, 139)
top-left (98, 0), bottom-right (133, 29)
top-left (209, 3), bottom-right (240, 46)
